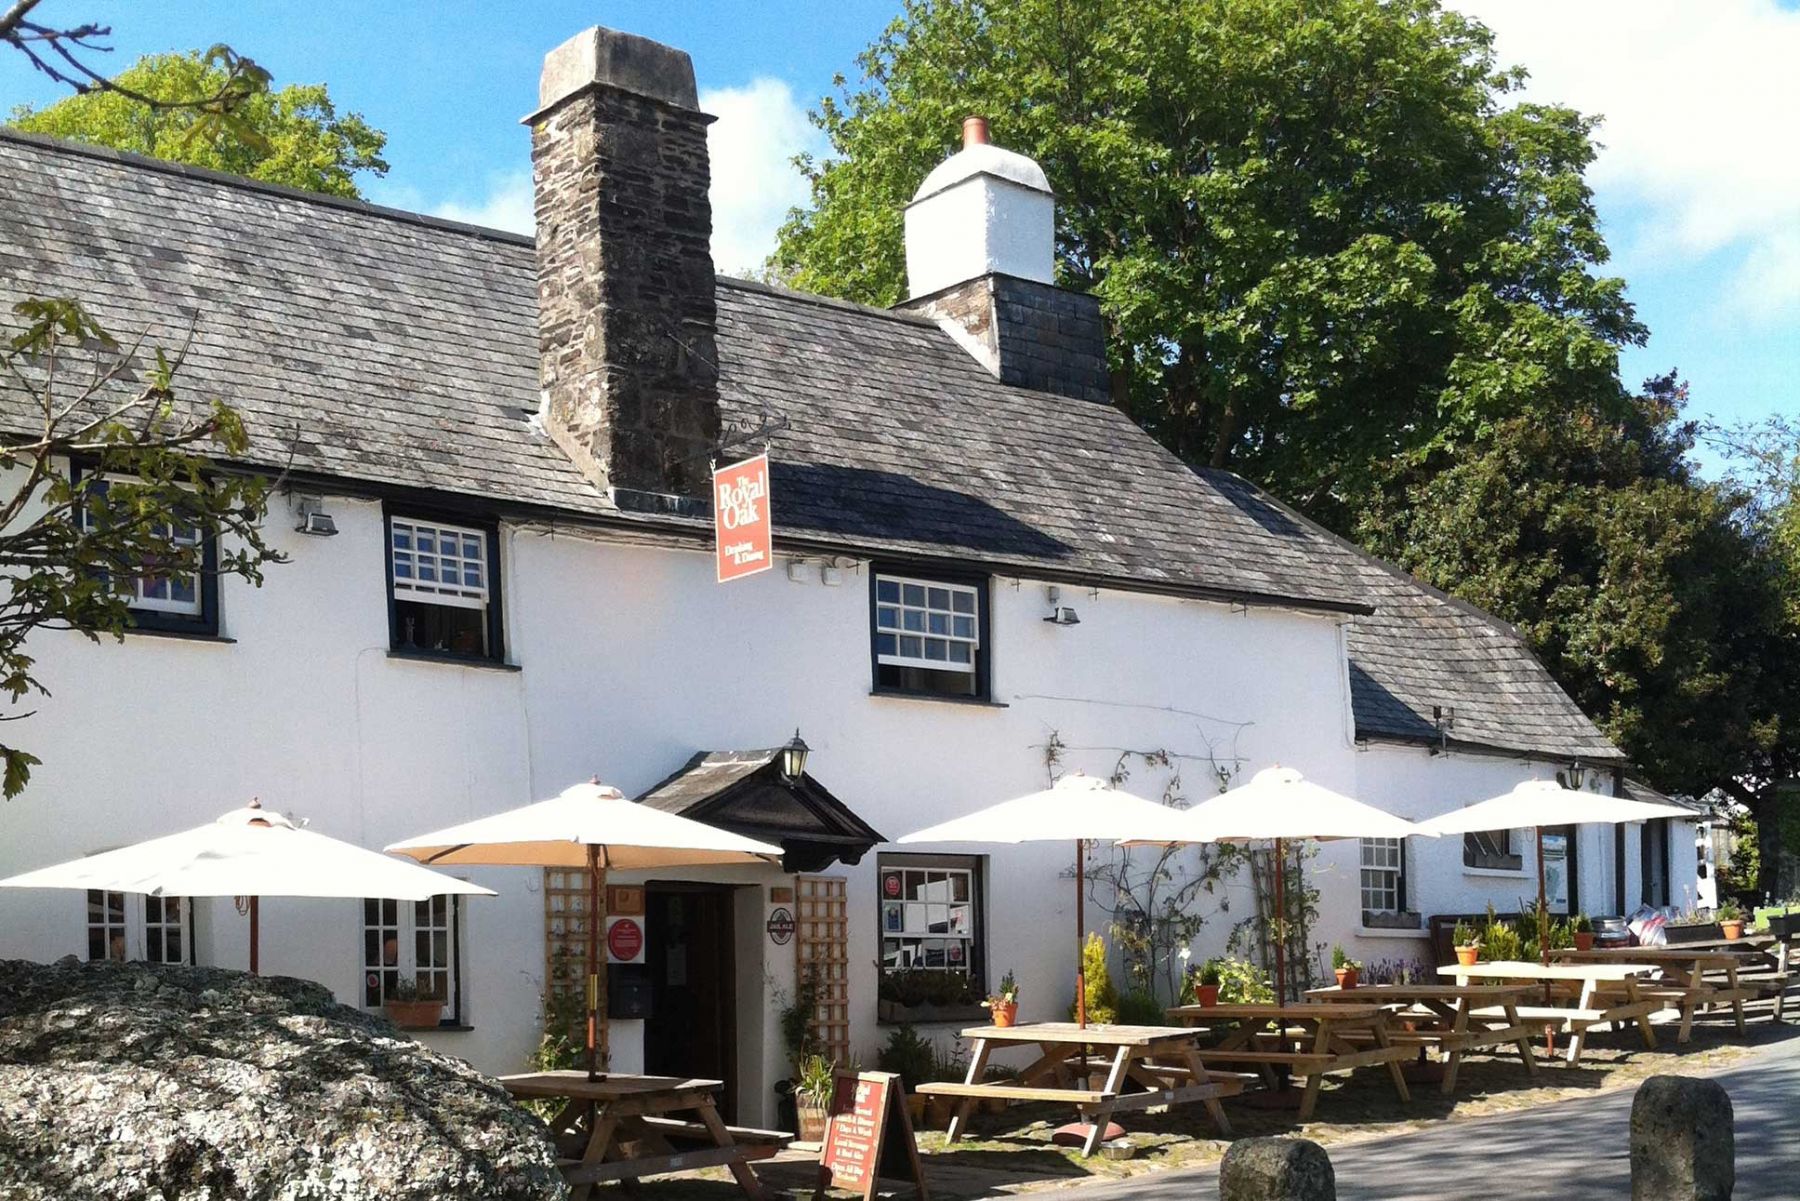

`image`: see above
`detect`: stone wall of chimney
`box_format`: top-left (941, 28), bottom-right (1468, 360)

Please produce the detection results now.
top-left (904, 274), bottom-right (1111, 404)
top-left (530, 33), bottom-right (720, 506)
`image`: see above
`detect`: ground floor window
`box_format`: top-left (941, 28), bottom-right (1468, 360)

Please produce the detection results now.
top-left (877, 853), bottom-right (985, 1012)
top-left (1464, 829), bottom-right (1522, 872)
top-left (361, 895), bottom-right (461, 1023)
top-left (1359, 838), bottom-right (1405, 914)
top-left (86, 891), bottom-right (193, 964)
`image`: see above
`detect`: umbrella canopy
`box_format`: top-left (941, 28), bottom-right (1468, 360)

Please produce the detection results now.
top-left (386, 780), bottom-right (782, 1077)
top-left (898, 772), bottom-right (1189, 1028)
top-left (0, 801), bottom-right (493, 973)
top-left (1419, 780), bottom-right (1695, 964)
top-left (1415, 780), bottom-right (1694, 836)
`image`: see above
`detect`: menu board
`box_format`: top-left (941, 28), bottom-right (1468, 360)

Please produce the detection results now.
top-left (815, 1071), bottom-right (927, 1200)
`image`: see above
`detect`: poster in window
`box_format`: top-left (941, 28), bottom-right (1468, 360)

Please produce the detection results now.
top-left (714, 453), bottom-right (773, 582)
top-left (883, 903), bottom-right (903, 933)
top-left (947, 941), bottom-right (966, 967)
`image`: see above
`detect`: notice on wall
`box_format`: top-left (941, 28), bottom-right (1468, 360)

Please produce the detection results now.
top-left (814, 1071), bottom-right (928, 1201)
top-left (714, 452), bottom-right (772, 582)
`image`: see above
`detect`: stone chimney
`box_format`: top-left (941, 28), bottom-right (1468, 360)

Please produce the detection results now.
top-left (527, 27), bottom-right (721, 507)
top-left (899, 119), bottom-right (1110, 403)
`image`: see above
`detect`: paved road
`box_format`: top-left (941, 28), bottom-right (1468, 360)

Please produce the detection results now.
top-left (1076, 1035), bottom-right (1799, 1200)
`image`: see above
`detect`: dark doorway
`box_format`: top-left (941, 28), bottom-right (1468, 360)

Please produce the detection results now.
top-left (643, 883), bottom-right (738, 1119)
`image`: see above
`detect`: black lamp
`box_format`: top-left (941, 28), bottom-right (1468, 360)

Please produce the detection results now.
top-left (779, 730), bottom-right (810, 780)
top-left (1566, 759), bottom-right (1586, 790)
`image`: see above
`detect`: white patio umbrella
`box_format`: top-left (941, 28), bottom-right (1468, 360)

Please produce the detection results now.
top-left (1417, 779), bottom-right (1694, 963)
top-left (1150, 767), bottom-right (1429, 1001)
top-left (0, 799), bottom-right (494, 973)
top-left (385, 779), bottom-right (782, 1077)
top-left (896, 772), bottom-right (1195, 1027)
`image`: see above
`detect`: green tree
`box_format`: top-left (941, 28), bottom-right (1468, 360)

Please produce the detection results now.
top-left (773, 0), bottom-right (1640, 526)
top-left (10, 49), bottom-right (387, 198)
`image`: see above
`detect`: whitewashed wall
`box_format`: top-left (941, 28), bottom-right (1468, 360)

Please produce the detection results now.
top-left (0, 489), bottom-right (1361, 1125)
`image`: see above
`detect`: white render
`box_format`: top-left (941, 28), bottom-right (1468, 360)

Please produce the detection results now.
top-left (0, 484), bottom-right (1696, 1126)
top-left (905, 142), bottom-right (1056, 297)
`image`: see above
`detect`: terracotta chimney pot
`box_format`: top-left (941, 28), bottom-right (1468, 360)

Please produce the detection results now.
top-left (962, 115), bottom-right (989, 148)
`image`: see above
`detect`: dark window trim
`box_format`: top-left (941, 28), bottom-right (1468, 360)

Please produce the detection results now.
top-left (867, 563), bottom-right (992, 702)
top-left (876, 851), bottom-right (989, 993)
top-left (382, 502), bottom-right (507, 666)
top-left (1463, 829), bottom-right (1523, 873)
top-left (70, 462), bottom-right (222, 637)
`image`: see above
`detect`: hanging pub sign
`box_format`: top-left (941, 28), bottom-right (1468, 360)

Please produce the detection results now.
top-left (814, 1070), bottom-right (929, 1201)
top-left (714, 452), bottom-right (773, 582)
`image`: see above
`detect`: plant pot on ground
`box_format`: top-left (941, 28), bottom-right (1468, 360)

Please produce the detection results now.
top-left (794, 1054), bottom-right (835, 1142)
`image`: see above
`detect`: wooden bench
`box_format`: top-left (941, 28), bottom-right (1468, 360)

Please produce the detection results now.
top-left (914, 1082), bottom-right (1116, 1106)
top-left (637, 1116), bottom-right (791, 1160)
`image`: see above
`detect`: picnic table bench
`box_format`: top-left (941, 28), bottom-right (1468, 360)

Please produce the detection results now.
top-left (916, 1021), bottom-right (1241, 1156)
top-left (1436, 961), bottom-right (1661, 1064)
top-left (1303, 982), bottom-right (1538, 1094)
top-left (1551, 948), bottom-right (1756, 1041)
top-left (1166, 1001), bottom-right (1412, 1121)
top-left (1654, 931), bottom-right (1798, 1021)
top-left (500, 1071), bottom-right (786, 1199)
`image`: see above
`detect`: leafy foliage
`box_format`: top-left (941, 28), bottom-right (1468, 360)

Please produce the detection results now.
top-left (875, 1023), bottom-right (936, 1089)
top-left (12, 49), bottom-right (388, 197)
top-left (1071, 931), bottom-right (1119, 1024)
top-left (0, 299), bottom-right (283, 796)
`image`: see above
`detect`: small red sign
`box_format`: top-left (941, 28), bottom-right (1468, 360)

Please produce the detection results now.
top-left (714, 453), bottom-right (773, 582)
top-left (882, 872), bottom-right (903, 899)
top-left (607, 917), bottom-right (644, 962)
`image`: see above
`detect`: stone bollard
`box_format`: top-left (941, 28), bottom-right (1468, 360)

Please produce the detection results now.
top-left (1219, 1137), bottom-right (1335, 1201)
top-left (1630, 1075), bottom-right (1734, 1201)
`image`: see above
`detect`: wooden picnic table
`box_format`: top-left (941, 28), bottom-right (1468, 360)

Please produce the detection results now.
top-left (499, 1072), bottom-right (786, 1199)
top-left (1656, 931), bottom-right (1798, 1021)
top-left (1166, 1002), bottom-right (1412, 1121)
top-left (915, 1022), bottom-right (1242, 1156)
top-left (1551, 948), bottom-right (1755, 1041)
top-left (1302, 983), bottom-right (1538, 1094)
top-left (1436, 960), bottom-right (1661, 1064)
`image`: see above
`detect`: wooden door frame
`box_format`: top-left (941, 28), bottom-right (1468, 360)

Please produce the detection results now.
top-left (645, 881), bottom-right (739, 1119)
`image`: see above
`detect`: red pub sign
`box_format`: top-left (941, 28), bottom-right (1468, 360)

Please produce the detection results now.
top-left (714, 452), bottom-right (772, 582)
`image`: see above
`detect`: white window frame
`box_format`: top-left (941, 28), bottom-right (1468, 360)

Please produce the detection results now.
top-left (361, 895), bottom-right (461, 1018)
top-left (873, 574), bottom-right (980, 672)
top-left (878, 855), bottom-right (982, 975)
top-left (389, 517), bottom-right (491, 611)
top-left (1359, 838), bottom-right (1404, 915)
top-left (82, 476), bottom-right (205, 616)
top-left (86, 890), bottom-right (194, 964)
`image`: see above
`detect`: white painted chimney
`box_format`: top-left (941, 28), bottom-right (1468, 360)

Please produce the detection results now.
top-left (903, 116), bottom-right (1055, 299)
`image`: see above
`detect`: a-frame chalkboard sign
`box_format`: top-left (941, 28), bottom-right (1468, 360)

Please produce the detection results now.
top-left (813, 1070), bottom-right (928, 1200)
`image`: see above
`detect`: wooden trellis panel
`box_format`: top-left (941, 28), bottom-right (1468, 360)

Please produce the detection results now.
top-left (795, 874), bottom-right (850, 1064)
top-left (543, 868), bottom-right (593, 1024)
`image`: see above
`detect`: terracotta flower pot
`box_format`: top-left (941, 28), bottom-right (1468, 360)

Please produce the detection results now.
top-left (990, 998), bottom-right (1019, 1027)
top-left (925, 1095), bottom-right (956, 1129)
top-left (1195, 984), bottom-right (1220, 1007)
top-left (383, 999), bottom-right (445, 1030)
top-left (905, 1095), bottom-right (927, 1126)
top-left (1454, 945), bottom-right (1481, 967)
top-left (1334, 967), bottom-right (1358, 990)
top-left (1721, 920), bottom-right (1745, 941)
top-left (1573, 931), bottom-right (1595, 952)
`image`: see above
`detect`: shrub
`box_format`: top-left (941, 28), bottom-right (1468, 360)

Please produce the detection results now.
top-left (1215, 957), bottom-right (1274, 1004)
top-left (1070, 932), bottom-right (1119, 1024)
top-left (875, 1024), bottom-right (935, 1090)
top-left (1116, 989), bottom-right (1166, 1026)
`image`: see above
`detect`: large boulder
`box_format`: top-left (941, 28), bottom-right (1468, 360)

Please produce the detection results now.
top-left (0, 957), bottom-right (566, 1200)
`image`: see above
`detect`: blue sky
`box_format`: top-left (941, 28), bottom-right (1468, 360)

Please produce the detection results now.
top-left (4, 2), bottom-right (1793, 474)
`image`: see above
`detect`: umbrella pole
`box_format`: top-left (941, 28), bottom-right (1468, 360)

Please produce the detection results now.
top-left (1273, 838), bottom-right (1287, 1004)
top-left (249, 896), bottom-right (260, 975)
top-left (1075, 837), bottom-right (1087, 1029)
top-left (587, 845), bottom-right (609, 1081)
top-left (1536, 825), bottom-right (1550, 967)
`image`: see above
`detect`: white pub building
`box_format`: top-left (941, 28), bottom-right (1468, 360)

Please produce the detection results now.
top-left (0, 25), bottom-right (1696, 1126)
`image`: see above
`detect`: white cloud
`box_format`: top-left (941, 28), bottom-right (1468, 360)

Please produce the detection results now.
top-left (431, 171), bottom-right (535, 235)
top-left (1450, 0), bottom-right (1800, 316)
top-left (402, 77), bottom-right (820, 274)
top-left (700, 77), bottom-right (823, 275)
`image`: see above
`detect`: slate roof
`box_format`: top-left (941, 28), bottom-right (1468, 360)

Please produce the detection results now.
top-left (0, 128), bottom-right (1620, 763)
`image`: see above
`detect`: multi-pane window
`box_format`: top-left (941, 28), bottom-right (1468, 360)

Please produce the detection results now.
top-left (78, 475), bottom-right (217, 633)
top-left (388, 514), bottom-right (500, 661)
top-left (86, 890), bottom-right (192, 963)
top-left (361, 895), bottom-right (461, 1021)
top-left (872, 572), bottom-right (985, 697)
top-left (1359, 838), bottom-right (1404, 914)
top-left (878, 854), bottom-right (982, 976)
top-left (1463, 829), bottom-right (1520, 871)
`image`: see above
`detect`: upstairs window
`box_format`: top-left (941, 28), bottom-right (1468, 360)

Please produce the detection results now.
top-left (78, 473), bottom-right (220, 635)
top-left (872, 571), bottom-right (987, 698)
top-left (387, 513), bottom-right (503, 662)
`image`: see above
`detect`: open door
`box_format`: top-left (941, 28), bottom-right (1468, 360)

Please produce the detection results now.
top-left (643, 883), bottom-right (738, 1119)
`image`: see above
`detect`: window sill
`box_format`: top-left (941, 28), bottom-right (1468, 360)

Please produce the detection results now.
top-left (119, 626), bottom-right (234, 645)
top-left (869, 689), bottom-right (1007, 709)
top-left (1463, 865), bottom-right (1530, 880)
top-left (386, 650), bottom-right (520, 673)
top-left (1357, 926), bottom-right (1431, 940)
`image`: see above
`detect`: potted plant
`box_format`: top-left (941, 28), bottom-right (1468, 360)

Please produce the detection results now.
top-left (1571, 913), bottom-right (1595, 952)
top-left (1665, 910), bottom-right (1724, 945)
top-left (1452, 920), bottom-right (1481, 967)
top-left (1194, 958), bottom-right (1223, 1007)
top-left (383, 977), bottom-right (445, 1030)
top-left (983, 969), bottom-right (1019, 1027)
top-left (1717, 902), bottom-right (1746, 941)
top-left (1331, 945), bottom-right (1361, 990)
top-left (793, 1053), bottom-right (835, 1142)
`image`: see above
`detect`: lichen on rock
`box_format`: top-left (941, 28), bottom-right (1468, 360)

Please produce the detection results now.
top-left (0, 957), bottom-right (567, 1200)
